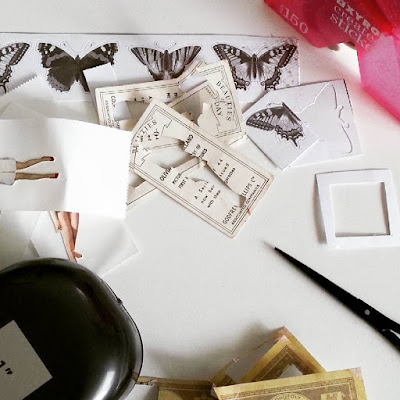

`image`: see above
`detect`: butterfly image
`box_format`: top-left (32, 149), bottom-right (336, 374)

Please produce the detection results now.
top-left (0, 42), bottom-right (30, 93)
top-left (131, 45), bottom-right (201, 80)
top-left (213, 43), bottom-right (297, 91)
top-left (37, 43), bottom-right (118, 92)
top-left (246, 103), bottom-right (304, 147)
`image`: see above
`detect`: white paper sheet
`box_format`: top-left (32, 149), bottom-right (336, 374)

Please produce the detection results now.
top-left (316, 169), bottom-right (400, 248)
top-left (243, 93), bottom-right (318, 169)
top-left (0, 76), bottom-right (99, 123)
top-left (252, 80), bottom-right (361, 166)
top-left (131, 100), bottom-right (274, 237)
top-left (0, 102), bottom-right (139, 274)
top-left (0, 76), bottom-right (54, 116)
top-left (0, 211), bottom-right (41, 269)
top-left (0, 117), bottom-right (131, 217)
top-left (0, 33), bottom-right (299, 104)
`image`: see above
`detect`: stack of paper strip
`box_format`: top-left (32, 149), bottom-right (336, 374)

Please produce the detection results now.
top-left (136, 328), bottom-right (367, 400)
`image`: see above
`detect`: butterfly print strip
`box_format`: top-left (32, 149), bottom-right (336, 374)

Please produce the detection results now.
top-left (131, 45), bottom-right (201, 80)
top-left (0, 42), bottom-right (30, 93)
top-left (213, 43), bottom-right (297, 91)
top-left (38, 43), bottom-right (118, 92)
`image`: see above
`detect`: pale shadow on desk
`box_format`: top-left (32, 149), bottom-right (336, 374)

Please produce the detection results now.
top-left (313, 180), bottom-right (326, 244)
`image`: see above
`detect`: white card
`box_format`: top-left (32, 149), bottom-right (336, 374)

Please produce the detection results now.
top-left (0, 117), bottom-right (131, 217)
top-left (316, 169), bottom-right (400, 248)
top-left (244, 93), bottom-right (318, 169)
top-left (263, 80), bottom-right (361, 165)
top-left (0, 321), bottom-right (52, 400)
top-left (0, 33), bottom-right (299, 104)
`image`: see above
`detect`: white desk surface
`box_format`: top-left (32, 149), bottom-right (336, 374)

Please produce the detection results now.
top-left (2, 0), bottom-right (400, 399)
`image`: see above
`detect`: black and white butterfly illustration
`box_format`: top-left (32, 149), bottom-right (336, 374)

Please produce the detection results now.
top-left (213, 43), bottom-right (297, 91)
top-left (0, 42), bottom-right (30, 93)
top-left (130, 45), bottom-right (201, 81)
top-left (37, 42), bottom-right (118, 92)
top-left (246, 103), bottom-right (304, 147)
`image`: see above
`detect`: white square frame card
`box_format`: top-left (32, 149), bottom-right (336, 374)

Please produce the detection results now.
top-left (316, 169), bottom-right (400, 248)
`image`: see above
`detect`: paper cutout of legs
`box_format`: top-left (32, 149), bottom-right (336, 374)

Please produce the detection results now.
top-left (0, 156), bottom-right (58, 185)
top-left (50, 211), bottom-right (81, 263)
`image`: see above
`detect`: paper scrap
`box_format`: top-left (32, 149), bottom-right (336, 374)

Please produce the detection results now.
top-left (214, 369), bottom-right (367, 400)
top-left (212, 327), bottom-right (324, 387)
top-left (253, 80), bottom-right (361, 166)
top-left (240, 328), bottom-right (325, 383)
top-left (31, 212), bottom-right (138, 276)
top-left (0, 76), bottom-right (54, 117)
top-left (0, 76), bottom-right (99, 123)
top-left (0, 117), bottom-right (131, 217)
top-left (83, 63), bottom-right (132, 121)
top-left (0, 321), bottom-right (52, 400)
top-left (244, 95), bottom-right (318, 169)
top-left (131, 100), bottom-right (273, 237)
top-left (317, 169), bottom-right (400, 248)
top-left (0, 33), bottom-right (299, 104)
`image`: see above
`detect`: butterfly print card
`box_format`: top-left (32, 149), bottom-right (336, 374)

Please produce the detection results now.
top-left (244, 92), bottom-right (318, 170)
top-left (131, 100), bottom-right (274, 237)
top-left (0, 33), bottom-right (298, 102)
top-left (261, 80), bottom-right (362, 166)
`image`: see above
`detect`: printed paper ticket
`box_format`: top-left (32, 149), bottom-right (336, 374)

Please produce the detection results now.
top-left (215, 369), bottom-right (367, 400)
top-left (131, 100), bottom-right (273, 237)
top-left (95, 60), bottom-right (201, 130)
top-left (96, 60), bottom-right (245, 148)
top-left (169, 60), bottom-right (246, 145)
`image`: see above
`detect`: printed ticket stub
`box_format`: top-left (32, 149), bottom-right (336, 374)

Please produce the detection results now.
top-left (131, 100), bottom-right (273, 237)
top-left (0, 321), bottom-right (52, 400)
top-left (169, 60), bottom-right (246, 145)
top-left (96, 60), bottom-right (246, 149)
top-left (95, 60), bottom-right (202, 132)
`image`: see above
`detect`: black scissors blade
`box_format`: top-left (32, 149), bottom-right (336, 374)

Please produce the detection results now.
top-left (275, 247), bottom-right (400, 352)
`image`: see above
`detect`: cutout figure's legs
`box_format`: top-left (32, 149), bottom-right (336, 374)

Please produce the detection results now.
top-left (16, 156), bottom-right (54, 170)
top-left (15, 173), bottom-right (58, 181)
top-left (56, 212), bottom-right (82, 262)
